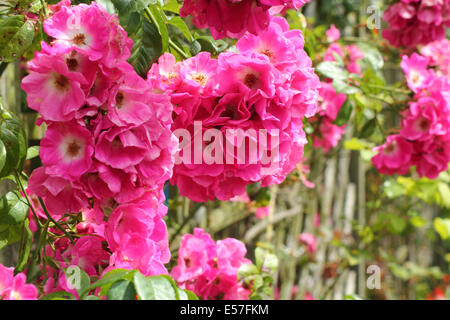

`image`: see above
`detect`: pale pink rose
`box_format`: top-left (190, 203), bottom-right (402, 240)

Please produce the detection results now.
top-left (298, 232), bottom-right (317, 254)
top-left (326, 24), bottom-right (341, 42)
top-left (372, 135), bottom-right (414, 176)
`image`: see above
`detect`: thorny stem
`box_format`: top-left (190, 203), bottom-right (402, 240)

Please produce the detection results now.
top-left (364, 83), bottom-right (410, 94)
top-left (38, 197), bottom-right (75, 245)
top-left (14, 170), bottom-right (43, 229)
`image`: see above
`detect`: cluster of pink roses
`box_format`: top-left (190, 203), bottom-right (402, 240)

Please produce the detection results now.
top-left (421, 38), bottom-right (450, 79)
top-left (180, 0), bottom-right (310, 39)
top-left (21, 1), bottom-right (177, 293)
top-left (383, 0), bottom-right (450, 48)
top-left (310, 83), bottom-right (347, 152)
top-left (372, 53), bottom-right (450, 179)
top-left (148, 16), bottom-right (320, 202)
top-left (323, 25), bottom-right (365, 75)
top-left (310, 25), bottom-right (364, 152)
top-left (23, 2), bottom-right (177, 216)
top-left (16, 0), bottom-right (319, 299)
top-left (36, 192), bottom-right (171, 297)
top-left (171, 228), bottom-right (251, 300)
top-left (0, 264), bottom-right (38, 300)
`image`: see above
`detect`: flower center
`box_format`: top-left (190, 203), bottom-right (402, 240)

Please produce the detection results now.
top-left (166, 72), bottom-right (177, 80)
top-left (162, 72), bottom-right (178, 85)
top-left (53, 74), bottom-right (70, 92)
top-left (112, 137), bottom-right (123, 148)
top-left (73, 33), bottom-right (86, 46)
top-left (67, 140), bottom-right (82, 157)
top-left (418, 118), bottom-right (430, 131)
top-left (410, 71), bottom-right (422, 85)
top-left (192, 73), bottom-right (207, 86)
top-left (66, 57), bottom-right (79, 71)
top-left (10, 291), bottom-right (22, 300)
top-left (115, 92), bottom-right (125, 109)
top-left (221, 105), bottom-right (238, 120)
top-left (384, 141), bottom-right (397, 155)
top-left (260, 48), bottom-right (275, 62)
top-left (243, 73), bottom-right (258, 89)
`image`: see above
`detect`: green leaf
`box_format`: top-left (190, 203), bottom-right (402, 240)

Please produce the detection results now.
top-left (167, 16), bottom-right (193, 42)
top-left (262, 253), bottom-right (278, 273)
top-left (15, 0), bottom-right (36, 9)
top-left (333, 99), bottom-right (353, 126)
top-left (189, 40), bottom-right (201, 56)
top-left (0, 115), bottom-right (27, 175)
top-left (388, 262), bottom-right (410, 280)
top-left (332, 79), bottom-right (360, 94)
top-left (331, 51), bottom-right (344, 65)
top-left (344, 138), bottom-right (368, 151)
top-left (383, 179), bottom-right (405, 199)
top-left (255, 247), bottom-right (265, 269)
top-left (0, 15), bottom-right (35, 62)
top-left (133, 272), bottom-right (177, 300)
top-left (238, 263), bottom-right (259, 280)
top-left (146, 6), bottom-right (168, 53)
top-left (388, 215), bottom-right (407, 235)
top-left (0, 228), bottom-right (8, 250)
top-left (111, 0), bottom-right (152, 12)
top-left (0, 223), bottom-right (22, 249)
top-left (177, 288), bottom-right (188, 300)
top-left (162, 0), bottom-right (180, 13)
top-left (119, 11), bottom-right (142, 36)
top-left (193, 35), bottom-right (228, 56)
top-left (0, 140), bottom-right (6, 173)
top-left (357, 43), bottom-right (384, 71)
top-left (87, 268), bottom-right (135, 298)
top-left (129, 19), bottom-right (162, 77)
top-left (316, 61), bottom-right (348, 81)
top-left (254, 187), bottom-right (270, 208)
top-left (40, 291), bottom-right (76, 300)
top-left (182, 289), bottom-right (198, 300)
top-left (15, 219), bottom-right (33, 273)
top-left (410, 216), bottom-right (427, 228)
top-left (107, 279), bottom-right (137, 300)
top-left (110, 0), bottom-right (144, 35)
top-left (0, 0), bottom-right (18, 15)
top-left (22, 21), bottom-right (43, 61)
top-left (359, 119), bottom-right (377, 139)
top-left (0, 127), bottom-right (19, 178)
top-left (360, 68), bottom-right (385, 94)
top-left (434, 218), bottom-right (450, 240)
top-left (438, 183), bottom-right (450, 208)
top-left (26, 146), bottom-right (39, 160)
top-left (0, 191), bottom-right (29, 225)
